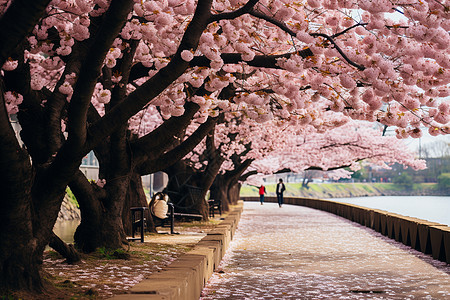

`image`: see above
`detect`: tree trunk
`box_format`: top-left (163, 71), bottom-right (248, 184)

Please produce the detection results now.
top-left (209, 177), bottom-right (241, 210)
top-left (48, 232), bottom-right (81, 264)
top-left (123, 171), bottom-right (156, 234)
top-left (228, 182), bottom-right (241, 205)
top-left (0, 87), bottom-right (46, 293)
top-left (0, 162), bottom-right (68, 293)
top-left (302, 171), bottom-right (313, 188)
top-left (74, 195), bottom-right (129, 252)
top-left (210, 159), bottom-right (253, 212)
top-left (71, 170), bottom-right (129, 252)
top-left (210, 175), bottom-right (232, 212)
top-left (0, 176), bottom-right (45, 293)
top-left (0, 238), bottom-right (43, 293)
top-left (164, 162), bottom-right (213, 219)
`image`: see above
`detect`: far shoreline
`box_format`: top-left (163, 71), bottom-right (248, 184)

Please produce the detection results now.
top-left (241, 182), bottom-right (449, 199)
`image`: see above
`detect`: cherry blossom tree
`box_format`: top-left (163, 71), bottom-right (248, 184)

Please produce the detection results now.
top-left (210, 120), bottom-right (426, 209)
top-left (0, 0), bottom-right (448, 295)
top-left (68, 102), bottom-right (217, 253)
top-left (164, 113), bottom-right (265, 216)
top-left (171, 112), bottom-right (355, 212)
top-left (251, 122), bottom-right (427, 175)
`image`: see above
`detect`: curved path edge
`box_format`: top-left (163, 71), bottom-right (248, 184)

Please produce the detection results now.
top-left (242, 196), bottom-right (450, 265)
top-left (111, 201), bottom-right (244, 300)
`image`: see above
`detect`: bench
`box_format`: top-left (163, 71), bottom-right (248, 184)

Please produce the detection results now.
top-left (208, 199), bottom-right (222, 218)
top-left (149, 192), bottom-right (203, 234)
top-left (129, 206), bottom-right (148, 242)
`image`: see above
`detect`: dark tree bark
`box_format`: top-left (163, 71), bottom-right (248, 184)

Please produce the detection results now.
top-left (163, 128), bottom-right (225, 219)
top-left (228, 182), bottom-right (241, 205)
top-left (209, 175), bottom-right (231, 211)
top-left (0, 0), bottom-right (253, 294)
top-left (48, 232), bottom-right (81, 264)
top-left (0, 0), bottom-right (52, 65)
top-left (210, 159), bottom-right (254, 211)
top-left (123, 171), bottom-right (156, 234)
top-left (164, 162), bottom-right (214, 219)
top-left (71, 102), bottom-right (218, 251)
top-left (0, 78), bottom-right (71, 293)
top-left (0, 89), bottom-right (43, 293)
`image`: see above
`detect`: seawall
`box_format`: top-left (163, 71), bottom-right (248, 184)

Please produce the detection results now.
top-left (58, 194), bottom-right (81, 221)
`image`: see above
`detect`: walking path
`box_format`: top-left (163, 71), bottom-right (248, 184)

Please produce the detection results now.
top-left (200, 202), bottom-right (450, 299)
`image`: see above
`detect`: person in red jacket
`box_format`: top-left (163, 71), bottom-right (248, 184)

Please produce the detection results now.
top-left (259, 184), bottom-right (266, 205)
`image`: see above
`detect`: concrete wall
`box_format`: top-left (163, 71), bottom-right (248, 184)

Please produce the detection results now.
top-left (242, 196), bottom-right (450, 265)
top-left (112, 201), bottom-right (244, 300)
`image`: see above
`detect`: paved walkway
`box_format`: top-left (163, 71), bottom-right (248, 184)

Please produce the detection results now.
top-left (200, 202), bottom-right (450, 299)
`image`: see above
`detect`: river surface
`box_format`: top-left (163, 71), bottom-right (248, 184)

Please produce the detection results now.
top-left (330, 196), bottom-right (450, 226)
top-left (53, 219), bottom-right (80, 244)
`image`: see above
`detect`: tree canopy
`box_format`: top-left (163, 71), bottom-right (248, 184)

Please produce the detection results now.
top-left (0, 0), bottom-right (448, 295)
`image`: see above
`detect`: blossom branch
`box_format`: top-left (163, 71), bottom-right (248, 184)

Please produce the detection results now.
top-left (88, 0), bottom-right (214, 149)
top-left (249, 9), bottom-right (365, 71)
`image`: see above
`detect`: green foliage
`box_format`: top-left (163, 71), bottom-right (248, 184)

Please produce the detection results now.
top-left (65, 187), bottom-right (79, 208)
top-left (307, 184), bottom-right (322, 192)
top-left (96, 247), bottom-right (130, 260)
top-left (240, 185), bottom-right (258, 196)
top-left (361, 184), bottom-right (375, 192)
top-left (437, 173), bottom-right (450, 190)
top-left (392, 173), bottom-right (413, 189)
top-left (351, 168), bottom-right (369, 181)
top-left (375, 183), bottom-right (405, 191)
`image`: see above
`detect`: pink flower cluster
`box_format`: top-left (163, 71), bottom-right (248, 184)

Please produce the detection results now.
top-left (3, 91), bottom-right (23, 115)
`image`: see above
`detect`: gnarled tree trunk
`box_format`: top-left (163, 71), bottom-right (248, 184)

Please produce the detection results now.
top-left (123, 171), bottom-right (156, 234)
top-left (210, 159), bottom-right (254, 212)
top-left (0, 81), bottom-right (73, 293)
top-left (71, 170), bottom-right (131, 252)
top-left (164, 162), bottom-right (210, 219)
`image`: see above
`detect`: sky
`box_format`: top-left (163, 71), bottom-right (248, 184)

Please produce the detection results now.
top-left (403, 131), bottom-right (449, 158)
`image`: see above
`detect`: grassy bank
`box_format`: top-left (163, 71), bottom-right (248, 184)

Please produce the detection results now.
top-left (241, 182), bottom-right (445, 198)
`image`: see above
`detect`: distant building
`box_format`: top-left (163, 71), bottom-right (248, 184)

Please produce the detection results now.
top-left (80, 151), bottom-right (99, 180)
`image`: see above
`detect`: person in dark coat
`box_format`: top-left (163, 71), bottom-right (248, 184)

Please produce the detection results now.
top-left (276, 179), bottom-right (286, 207)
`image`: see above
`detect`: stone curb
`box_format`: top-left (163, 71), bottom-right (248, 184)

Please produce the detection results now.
top-left (111, 201), bottom-right (244, 300)
top-left (242, 196), bottom-right (450, 264)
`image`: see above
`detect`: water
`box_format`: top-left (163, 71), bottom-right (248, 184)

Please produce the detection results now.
top-left (331, 196), bottom-right (450, 226)
top-left (53, 219), bottom-right (80, 244)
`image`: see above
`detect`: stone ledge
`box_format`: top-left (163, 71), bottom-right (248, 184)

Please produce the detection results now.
top-left (111, 201), bottom-right (244, 300)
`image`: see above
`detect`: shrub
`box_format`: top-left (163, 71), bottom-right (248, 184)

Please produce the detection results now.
top-left (437, 173), bottom-right (450, 190)
top-left (392, 173), bottom-right (413, 190)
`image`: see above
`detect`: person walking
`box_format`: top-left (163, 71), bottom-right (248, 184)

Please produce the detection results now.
top-left (276, 179), bottom-right (285, 207)
top-left (259, 184), bottom-right (266, 205)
